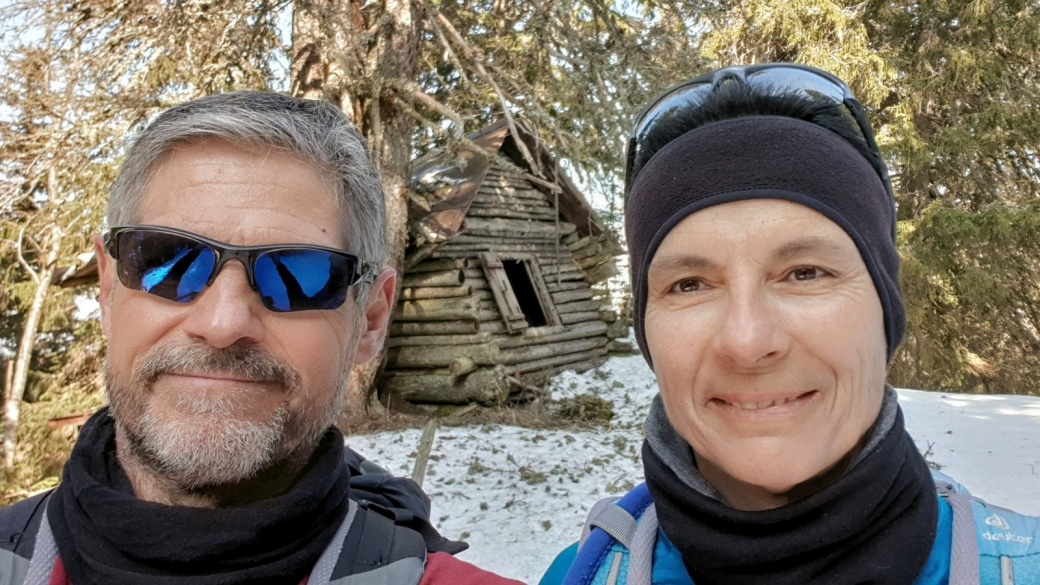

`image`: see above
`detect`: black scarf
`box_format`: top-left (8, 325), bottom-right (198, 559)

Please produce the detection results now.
top-left (48, 408), bottom-right (351, 585)
top-left (643, 394), bottom-right (938, 585)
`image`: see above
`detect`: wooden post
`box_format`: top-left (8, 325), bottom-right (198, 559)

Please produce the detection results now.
top-left (411, 418), bottom-right (440, 487)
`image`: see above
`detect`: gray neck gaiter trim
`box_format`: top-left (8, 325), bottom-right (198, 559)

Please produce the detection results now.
top-left (642, 386), bottom-right (900, 502)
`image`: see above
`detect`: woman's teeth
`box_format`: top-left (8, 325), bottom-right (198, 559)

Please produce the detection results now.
top-left (732, 395), bottom-right (802, 410)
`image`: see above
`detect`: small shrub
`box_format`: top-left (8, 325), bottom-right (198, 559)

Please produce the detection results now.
top-left (556, 394), bottom-right (614, 423)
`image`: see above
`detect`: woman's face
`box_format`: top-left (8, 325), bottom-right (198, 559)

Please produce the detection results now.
top-left (644, 199), bottom-right (888, 510)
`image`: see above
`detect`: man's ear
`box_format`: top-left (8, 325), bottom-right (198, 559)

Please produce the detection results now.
top-left (352, 267), bottom-right (397, 365)
top-left (94, 236), bottom-right (115, 338)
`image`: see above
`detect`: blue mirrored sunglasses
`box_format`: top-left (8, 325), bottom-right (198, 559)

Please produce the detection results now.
top-left (624, 63), bottom-right (891, 198)
top-left (104, 226), bottom-right (374, 312)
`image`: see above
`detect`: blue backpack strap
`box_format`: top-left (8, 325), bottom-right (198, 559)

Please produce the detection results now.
top-left (563, 483), bottom-right (654, 585)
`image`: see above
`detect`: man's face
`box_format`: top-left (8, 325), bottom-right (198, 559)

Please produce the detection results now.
top-left (96, 138), bottom-right (393, 489)
top-left (644, 199), bottom-right (887, 508)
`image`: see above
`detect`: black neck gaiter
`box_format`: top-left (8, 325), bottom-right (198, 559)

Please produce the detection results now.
top-left (48, 408), bottom-right (351, 585)
top-left (643, 397), bottom-right (938, 585)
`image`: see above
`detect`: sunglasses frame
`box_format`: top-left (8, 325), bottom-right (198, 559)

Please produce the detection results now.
top-left (104, 225), bottom-right (376, 310)
top-left (624, 63), bottom-right (892, 199)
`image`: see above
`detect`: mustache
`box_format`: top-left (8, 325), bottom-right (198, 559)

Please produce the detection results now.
top-left (132, 341), bottom-right (301, 390)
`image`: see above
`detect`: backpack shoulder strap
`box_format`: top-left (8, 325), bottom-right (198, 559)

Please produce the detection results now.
top-left (327, 501), bottom-right (426, 585)
top-left (0, 490), bottom-right (52, 558)
top-left (938, 479), bottom-right (1040, 585)
top-left (564, 483), bottom-right (658, 585)
top-left (937, 485), bottom-right (981, 585)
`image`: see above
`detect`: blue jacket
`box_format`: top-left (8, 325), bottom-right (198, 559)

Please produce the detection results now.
top-left (540, 474), bottom-right (1040, 585)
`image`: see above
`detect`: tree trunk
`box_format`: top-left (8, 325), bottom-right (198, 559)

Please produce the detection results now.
top-left (3, 227), bottom-right (61, 471)
top-left (290, 0), bottom-right (419, 416)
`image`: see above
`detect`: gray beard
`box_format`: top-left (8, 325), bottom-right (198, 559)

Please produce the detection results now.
top-left (105, 341), bottom-right (344, 490)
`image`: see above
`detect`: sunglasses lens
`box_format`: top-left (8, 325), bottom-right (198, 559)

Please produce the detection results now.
top-left (745, 68), bottom-right (847, 102)
top-left (634, 83), bottom-right (713, 149)
top-left (254, 249), bottom-right (356, 312)
top-left (116, 230), bottom-right (216, 303)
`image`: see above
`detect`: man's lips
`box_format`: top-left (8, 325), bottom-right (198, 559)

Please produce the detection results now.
top-left (161, 372), bottom-right (276, 385)
top-left (709, 390), bottom-right (818, 412)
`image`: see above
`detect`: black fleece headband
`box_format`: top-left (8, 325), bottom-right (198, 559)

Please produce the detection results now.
top-left (626, 116), bottom-right (904, 367)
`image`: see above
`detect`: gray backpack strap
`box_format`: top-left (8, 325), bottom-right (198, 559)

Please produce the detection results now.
top-left (0, 549), bottom-right (29, 585)
top-left (311, 499), bottom-right (427, 585)
top-left (19, 515), bottom-right (57, 585)
top-left (308, 500), bottom-right (359, 585)
top-left (580, 497), bottom-right (620, 547)
top-left (939, 485), bottom-right (981, 585)
top-left (578, 499), bottom-right (660, 585)
top-left (624, 504), bottom-right (658, 585)
top-left (327, 501), bottom-right (427, 585)
top-left (589, 504), bottom-right (639, 549)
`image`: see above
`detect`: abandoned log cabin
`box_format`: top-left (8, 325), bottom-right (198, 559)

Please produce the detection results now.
top-left (381, 119), bottom-right (628, 407)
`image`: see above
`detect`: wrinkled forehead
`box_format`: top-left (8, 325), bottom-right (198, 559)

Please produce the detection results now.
top-left (649, 198), bottom-right (863, 270)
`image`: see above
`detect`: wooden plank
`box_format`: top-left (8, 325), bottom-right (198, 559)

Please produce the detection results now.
top-left (386, 343), bottom-right (501, 368)
top-left (400, 286), bottom-right (471, 301)
top-left (478, 251), bottom-right (527, 332)
top-left (379, 369), bottom-right (508, 405)
top-left (386, 332), bottom-right (493, 348)
top-left (497, 336), bottom-right (608, 366)
top-left (475, 185), bottom-right (545, 200)
top-left (463, 217), bottom-right (574, 239)
top-left (471, 194), bottom-right (553, 209)
top-left (409, 259), bottom-right (466, 273)
top-left (389, 321), bottom-right (506, 336)
top-left (497, 321), bottom-right (608, 348)
top-left (546, 281), bottom-right (588, 293)
top-left (551, 288), bottom-right (595, 304)
top-left (555, 299), bottom-right (605, 314)
top-left (401, 270), bottom-right (465, 288)
top-left (464, 207), bottom-right (557, 221)
top-left (511, 345), bottom-right (609, 374)
top-left (447, 234), bottom-right (558, 245)
top-left (560, 311), bottom-right (602, 325)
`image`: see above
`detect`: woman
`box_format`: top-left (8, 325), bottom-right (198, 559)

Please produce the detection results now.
top-left (540, 64), bottom-right (1040, 585)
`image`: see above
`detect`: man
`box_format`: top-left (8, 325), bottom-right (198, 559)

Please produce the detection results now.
top-left (0, 91), bottom-right (521, 585)
top-left (540, 64), bottom-right (1040, 584)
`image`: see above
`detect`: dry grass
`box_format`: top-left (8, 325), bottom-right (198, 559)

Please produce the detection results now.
top-left (337, 394), bottom-right (612, 436)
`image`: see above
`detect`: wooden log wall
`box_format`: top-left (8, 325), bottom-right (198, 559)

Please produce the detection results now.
top-left (381, 158), bottom-right (625, 406)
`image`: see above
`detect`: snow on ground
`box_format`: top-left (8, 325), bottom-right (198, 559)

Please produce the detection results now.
top-left (344, 355), bottom-right (1040, 584)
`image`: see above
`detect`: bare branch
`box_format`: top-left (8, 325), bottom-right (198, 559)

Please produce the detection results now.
top-left (16, 221), bottom-right (40, 286)
top-left (431, 11), bottom-right (539, 173)
top-left (402, 83), bottom-right (465, 139)
top-left (390, 95), bottom-right (488, 155)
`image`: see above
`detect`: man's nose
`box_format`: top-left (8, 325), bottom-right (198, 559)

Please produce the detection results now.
top-left (181, 260), bottom-right (265, 349)
top-left (713, 287), bottom-right (790, 369)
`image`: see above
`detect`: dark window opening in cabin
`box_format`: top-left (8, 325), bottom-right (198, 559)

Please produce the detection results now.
top-left (502, 260), bottom-right (548, 327)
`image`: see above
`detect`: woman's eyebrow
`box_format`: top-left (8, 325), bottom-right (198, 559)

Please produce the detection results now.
top-left (772, 237), bottom-right (850, 262)
top-left (649, 254), bottom-right (720, 274)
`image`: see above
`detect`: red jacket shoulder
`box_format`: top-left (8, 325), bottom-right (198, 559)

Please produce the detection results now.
top-left (419, 552), bottom-right (524, 585)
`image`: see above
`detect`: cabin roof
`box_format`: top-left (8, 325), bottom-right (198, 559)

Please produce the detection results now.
top-left (406, 119), bottom-right (610, 249)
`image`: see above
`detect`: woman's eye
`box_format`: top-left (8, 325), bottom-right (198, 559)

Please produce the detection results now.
top-left (790, 267), bottom-right (825, 281)
top-left (672, 278), bottom-right (704, 293)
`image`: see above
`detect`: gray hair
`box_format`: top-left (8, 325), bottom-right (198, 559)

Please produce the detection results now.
top-left (107, 90), bottom-right (387, 274)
